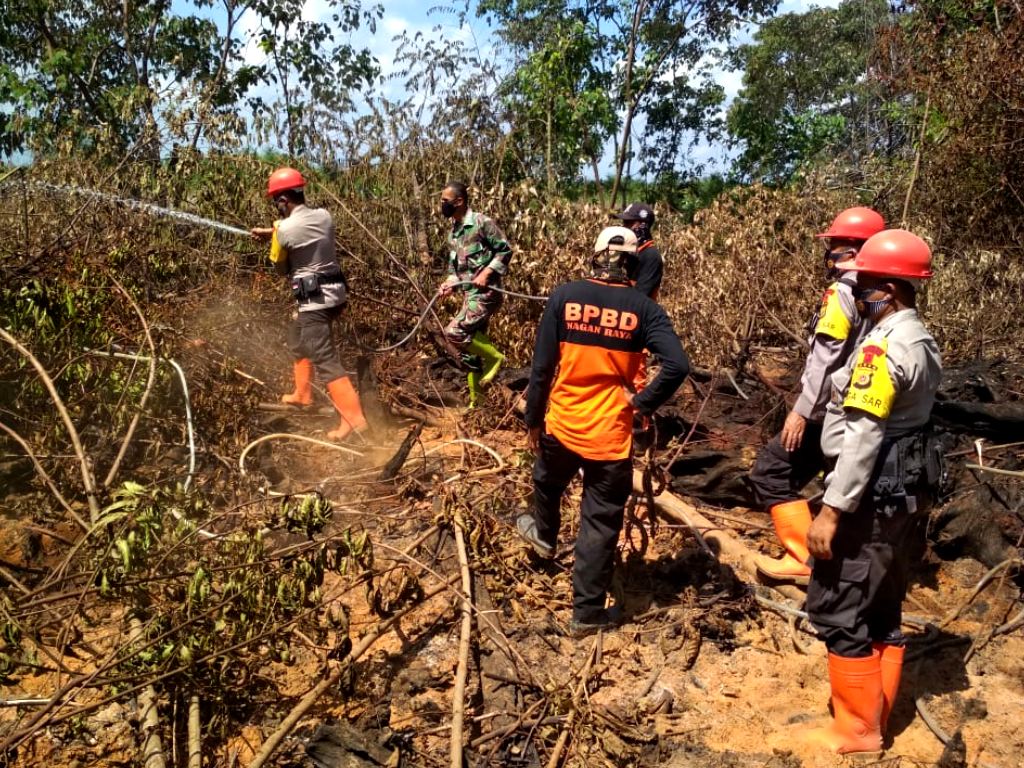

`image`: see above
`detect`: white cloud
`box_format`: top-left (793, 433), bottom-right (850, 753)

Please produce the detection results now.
top-left (301, 0), bottom-right (333, 23)
top-left (361, 12), bottom-right (492, 104)
top-left (777, 0), bottom-right (843, 12)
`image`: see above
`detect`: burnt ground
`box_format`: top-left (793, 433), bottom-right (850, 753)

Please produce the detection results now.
top-left (2, 285), bottom-right (1022, 768)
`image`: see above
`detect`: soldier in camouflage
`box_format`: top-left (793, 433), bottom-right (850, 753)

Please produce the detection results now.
top-left (438, 182), bottom-right (513, 408)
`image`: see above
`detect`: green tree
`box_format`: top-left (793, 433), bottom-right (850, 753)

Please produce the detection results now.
top-left (726, 0), bottom-right (892, 181)
top-left (502, 18), bottom-right (615, 193)
top-left (0, 0), bottom-right (226, 158)
top-left (0, 0), bottom-right (380, 161)
top-left (479, 0), bottom-right (779, 203)
top-left (248, 0), bottom-right (381, 159)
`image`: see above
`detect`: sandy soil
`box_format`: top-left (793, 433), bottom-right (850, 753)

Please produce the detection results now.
top-left (3, 286), bottom-right (1021, 768)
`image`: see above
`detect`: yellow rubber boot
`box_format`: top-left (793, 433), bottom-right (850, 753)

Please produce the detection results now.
top-left (874, 642), bottom-right (905, 736)
top-left (805, 651), bottom-right (884, 755)
top-left (282, 359), bottom-right (314, 406)
top-left (326, 377), bottom-right (368, 441)
top-left (466, 332), bottom-right (504, 386)
top-left (754, 499), bottom-right (813, 584)
top-left (467, 371), bottom-right (482, 409)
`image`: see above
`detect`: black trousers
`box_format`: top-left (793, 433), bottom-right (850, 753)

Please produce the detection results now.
top-left (287, 305), bottom-right (346, 383)
top-left (531, 432), bottom-right (633, 623)
top-left (748, 422), bottom-right (825, 509)
top-left (806, 499), bottom-right (923, 657)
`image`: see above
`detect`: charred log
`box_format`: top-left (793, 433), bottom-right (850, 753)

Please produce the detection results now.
top-left (932, 401), bottom-right (1024, 440)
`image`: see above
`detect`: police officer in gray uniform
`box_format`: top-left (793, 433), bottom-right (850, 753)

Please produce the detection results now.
top-left (801, 229), bottom-right (942, 756)
top-left (749, 207), bottom-right (885, 584)
top-left (252, 167), bottom-right (367, 441)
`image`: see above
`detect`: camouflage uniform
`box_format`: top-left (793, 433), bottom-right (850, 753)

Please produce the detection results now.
top-left (445, 210), bottom-right (513, 347)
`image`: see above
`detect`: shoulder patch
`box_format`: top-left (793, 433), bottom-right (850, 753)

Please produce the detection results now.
top-left (814, 284), bottom-right (852, 340)
top-left (843, 338), bottom-right (896, 419)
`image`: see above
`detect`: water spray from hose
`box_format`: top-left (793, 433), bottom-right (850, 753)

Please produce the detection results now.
top-left (8, 177), bottom-right (251, 238)
top-left (6, 172), bottom-right (548, 353)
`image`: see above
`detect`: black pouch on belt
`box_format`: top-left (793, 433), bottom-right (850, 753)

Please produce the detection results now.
top-left (870, 435), bottom-right (910, 517)
top-left (300, 274), bottom-right (321, 298)
top-left (290, 274), bottom-right (323, 301)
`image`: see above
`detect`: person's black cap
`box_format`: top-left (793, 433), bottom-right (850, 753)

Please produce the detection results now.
top-left (611, 202), bottom-right (655, 227)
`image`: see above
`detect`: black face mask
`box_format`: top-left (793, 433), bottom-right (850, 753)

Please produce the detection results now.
top-left (855, 286), bottom-right (891, 319)
top-left (825, 245), bottom-right (856, 274)
top-left (440, 200), bottom-right (457, 218)
top-left (631, 223), bottom-right (651, 243)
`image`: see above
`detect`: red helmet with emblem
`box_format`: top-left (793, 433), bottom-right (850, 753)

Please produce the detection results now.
top-left (266, 167), bottom-right (305, 197)
top-left (835, 229), bottom-right (933, 279)
top-left (816, 207), bottom-right (885, 241)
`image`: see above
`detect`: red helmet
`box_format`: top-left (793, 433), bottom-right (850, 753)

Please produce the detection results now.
top-left (816, 207), bottom-right (885, 241)
top-left (835, 229), bottom-right (933, 279)
top-left (266, 167), bottom-right (305, 197)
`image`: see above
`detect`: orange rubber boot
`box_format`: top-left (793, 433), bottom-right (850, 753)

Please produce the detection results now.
top-left (281, 359), bottom-right (314, 406)
top-left (805, 651), bottom-right (884, 755)
top-left (326, 377), bottom-right (368, 441)
top-left (754, 499), bottom-right (813, 584)
top-left (874, 642), bottom-right (905, 736)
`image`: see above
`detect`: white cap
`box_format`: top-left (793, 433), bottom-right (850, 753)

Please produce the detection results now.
top-left (594, 226), bottom-right (638, 254)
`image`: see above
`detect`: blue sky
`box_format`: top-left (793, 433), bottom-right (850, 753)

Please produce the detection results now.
top-left (233, 0), bottom-right (841, 101)
top-left (356, 0), bottom-right (841, 94)
top-left (213, 0), bottom-right (842, 173)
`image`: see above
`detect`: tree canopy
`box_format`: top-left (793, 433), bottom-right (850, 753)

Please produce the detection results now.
top-left (0, 0), bottom-right (381, 161)
top-left (479, 0), bottom-right (780, 202)
top-left (726, 0), bottom-right (892, 182)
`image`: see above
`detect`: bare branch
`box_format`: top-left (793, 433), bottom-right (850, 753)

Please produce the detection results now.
top-left (102, 276), bottom-right (158, 488)
top-left (0, 419), bottom-right (89, 531)
top-left (0, 328), bottom-right (101, 523)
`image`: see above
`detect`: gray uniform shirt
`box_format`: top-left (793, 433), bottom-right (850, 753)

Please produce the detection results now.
top-left (793, 277), bottom-right (868, 422)
top-left (821, 308), bottom-right (942, 512)
top-left (276, 205), bottom-right (347, 312)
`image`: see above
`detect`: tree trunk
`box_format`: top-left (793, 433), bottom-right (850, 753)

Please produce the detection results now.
top-left (608, 1), bottom-right (644, 206)
top-left (590, 153), bottom-right (606, 206)
top-left (545, 98), bottom-right (554, 192)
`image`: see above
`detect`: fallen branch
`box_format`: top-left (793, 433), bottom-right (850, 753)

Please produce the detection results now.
top-left (700, 508), bottom-right (771, 531)
top-left (379, 422), bottom-right (424, 481)
top-left (424, 438), bottom-right (506, 484)
top-left (545, 637), bottom-right (599, 768)
top-left (724, 369), bottom-right (749, 401)
top-left (389, 403), bottom-right (442, 426)
top-left (451, 511), bottom-right (473, 768)
top-left (940, 558), bottom-right (1022, 628)
top-left (247, 573), bottom-right (461, 768)
top-left (964, 463), bottom-right (1024, 480)
top-left (757, 295), bottom-right (810, 352)
top-left (256, 403), bottom-right (335, 415)
top-left (131, 618), bottom-right (167, 768)
top-left (637, 474), bottom-right (806, 604)
top-left (188, 694), bottom-right (201, 768)
top-left (468, 705), bottom-right (559, 748)
top-left (0, 566), bottom-right (30, 595)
